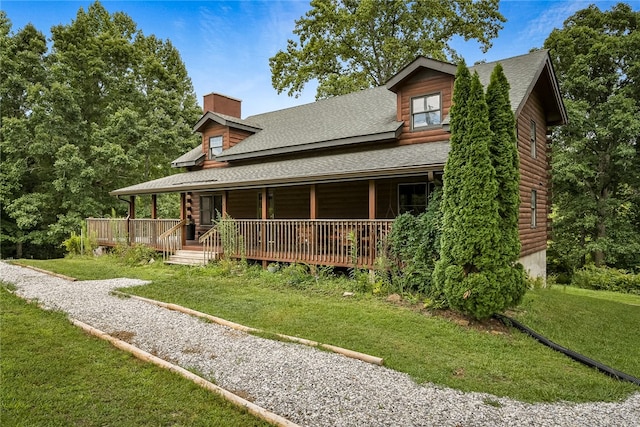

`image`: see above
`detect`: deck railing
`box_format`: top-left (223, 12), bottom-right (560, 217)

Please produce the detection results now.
top-left (86, 218), bottom-right (181, 249)
top-left (87, 218), bottom-right (393, 268)
top-left (214, 219), bottom-right (393, 268)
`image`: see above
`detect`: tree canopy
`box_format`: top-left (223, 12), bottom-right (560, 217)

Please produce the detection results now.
top-left (544, 3), bottom-right (640, 271)
top-left (269, 0), bottom-right (505, 99)
top-left (0, 2), bottom-right (201, 258)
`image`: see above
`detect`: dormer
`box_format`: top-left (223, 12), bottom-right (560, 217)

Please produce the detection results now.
top-left (386, 57), bottom-right (457, 144)
top-left (191, 93), bottom-right (262, 169)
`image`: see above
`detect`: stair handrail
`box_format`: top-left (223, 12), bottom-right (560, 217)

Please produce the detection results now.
top-left (159, 219), bottom-right (185, 240)
top-left (160, 219), bottom-right (186, 262)
top-left (198, 224), bottom-right (219, 264)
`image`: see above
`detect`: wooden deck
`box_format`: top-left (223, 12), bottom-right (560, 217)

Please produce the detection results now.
top-left (87, 218), bottom-right (392, 268)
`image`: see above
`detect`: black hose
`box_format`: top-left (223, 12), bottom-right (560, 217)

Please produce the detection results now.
top-left (494, 313), bottom-right (640, 387)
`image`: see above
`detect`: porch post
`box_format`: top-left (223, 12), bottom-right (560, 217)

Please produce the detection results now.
top-left (180, 193), bottom-right (186, 246)
top-left (222, 191), bottom-right (228, 216)
top-left (129, 196), bottom-right (135, 245)
top-left (310, 184), bottom-right (317, 220)
top-left (129, 196), bottom-right (136, 219)
top-left (368, 180), bottom-right (376, 220)
top-left (261, 188), bottom-right (268, 268)
top-left (151, 194), bottom-right (157, 219)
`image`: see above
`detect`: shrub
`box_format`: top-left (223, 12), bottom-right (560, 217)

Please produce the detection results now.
top-left (280, 263), bottom-right (314, 289)
top-left (387, 188), bottom-right (442, 296)
top-left (572, 265), bottom-right (640, 295)
top-left (112, 243), bottom-right (158, 266)
top-left (62, 225), bottom-right (97, 256)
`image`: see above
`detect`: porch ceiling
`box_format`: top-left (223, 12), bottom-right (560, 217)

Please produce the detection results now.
top-left (110, 141), bottom-right (450, 196)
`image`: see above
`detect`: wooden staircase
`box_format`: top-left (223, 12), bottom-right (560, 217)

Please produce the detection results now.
top-left (165, 248), bottom-right (217, 266)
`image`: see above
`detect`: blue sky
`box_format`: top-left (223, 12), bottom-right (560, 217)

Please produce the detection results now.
top-left (2, 0), bottom-right (635, 117)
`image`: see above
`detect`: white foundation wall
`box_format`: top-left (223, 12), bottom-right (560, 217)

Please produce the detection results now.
top-left (519, 250), bottom-right (547, 281)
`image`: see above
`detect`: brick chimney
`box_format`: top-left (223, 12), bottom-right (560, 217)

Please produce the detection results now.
top-left (203, 93), bottom-right (241, 118)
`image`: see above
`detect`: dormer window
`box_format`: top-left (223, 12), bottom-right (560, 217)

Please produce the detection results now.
top-left (412, 93), bottom-right (441, 130)
top-left (209, 136), bottom-right (223, 159)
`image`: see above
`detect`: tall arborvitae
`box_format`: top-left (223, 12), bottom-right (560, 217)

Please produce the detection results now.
top-left (432, 61), bottom-right (472, 304)
top-left (486, 63), bottom-right (521, 261)
top-left (486, 63), bottom-right (526, 307)
top-left (438, 69), bottom-right (513, 319)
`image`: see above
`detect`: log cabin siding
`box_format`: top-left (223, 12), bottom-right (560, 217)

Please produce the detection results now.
top-left (227, 189), bottom-right (260, 219)
top-left (273, 186), bottom-right (310, 219)
top-left (396, 69), bottom-right (454, 145)
top-left (317, 181), bottom-right (369, 219)
top-left (516, 84), bottom-right (549, 257)
top-left (199, 123), bottom-right (252, 169)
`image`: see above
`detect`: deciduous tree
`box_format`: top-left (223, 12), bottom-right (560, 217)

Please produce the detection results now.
top-left (0, 2), bottom-right (201, 258)
top-left (270, 0), bottom-right (505, 99)
top-left (544, 3), bottom-right (640, 270)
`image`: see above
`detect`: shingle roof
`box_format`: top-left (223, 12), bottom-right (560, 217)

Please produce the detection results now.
top-left (112, 141), bottom-right (449, 195)
top-left (471, 49), bottom-right (552, 116)
top-left (115, 50), bottom-right (565, 196)
top-left (214, 86), bottom-right (402, 161)
top-left (171, 145), bottom-right (205, 168)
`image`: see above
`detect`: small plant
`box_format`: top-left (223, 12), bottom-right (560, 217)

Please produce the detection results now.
top-left (280, 263), bottom-right (314, 288)
top-left (217, 214), bottom-right (240, 260)
top-left (62, 223), bottom-right (97, 256)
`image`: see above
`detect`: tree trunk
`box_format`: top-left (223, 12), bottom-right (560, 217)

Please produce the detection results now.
top-left (593, 187), bottom-right (609, 267)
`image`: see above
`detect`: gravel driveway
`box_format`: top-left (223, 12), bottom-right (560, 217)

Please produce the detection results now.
top-left (1, 261), bottom-right (638, 426)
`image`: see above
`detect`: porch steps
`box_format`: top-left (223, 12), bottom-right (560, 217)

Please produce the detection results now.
top-left (165, 249), bottom-right (215, 266)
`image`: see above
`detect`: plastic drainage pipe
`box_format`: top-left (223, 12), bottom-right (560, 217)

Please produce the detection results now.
top-left (494, 313), bottom-right (640, 387)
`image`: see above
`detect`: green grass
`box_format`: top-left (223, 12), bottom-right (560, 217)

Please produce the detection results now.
top-left (512, 285), bottom-right (640, 379)
top-left (549, 284), bottom-right (640, 306)
top-left (14, 257), bottom-right (640, 403)
top-left (0, 286), bottom-right (269, 427)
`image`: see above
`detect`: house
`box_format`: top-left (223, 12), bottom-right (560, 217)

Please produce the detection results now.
top-left (89, 49), bottom-right (566, 278)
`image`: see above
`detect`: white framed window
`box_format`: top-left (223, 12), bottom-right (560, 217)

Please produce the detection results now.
top-left (209, 136), bottom-right (223, 159)
top-left (531, 190), bottom-right (537, 228)
top-left (411, 93), bottom-right (441, 130)
top-left (530, 120), bottom-right (537, 159)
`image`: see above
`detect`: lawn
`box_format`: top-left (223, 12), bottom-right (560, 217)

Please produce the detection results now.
top-left (11, 257), bottom-right (640, 404)
top-left (0, 286), bottom-right (269, 426)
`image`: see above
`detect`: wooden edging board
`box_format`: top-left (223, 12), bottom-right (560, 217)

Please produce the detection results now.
top-left (70, 318), bottom-right (300, 427)
top-left (12, 262), bottom-right (78, 282)
top-left (115, 291), bottom-right (385, 366)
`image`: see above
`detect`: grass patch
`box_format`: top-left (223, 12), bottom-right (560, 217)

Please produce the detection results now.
top-left (550, 284), bottom-right (640, 306)
top-left (0, 286), bottom-right (269, 427)
top-left (512, 286), bottom-right (640, 379)
top-left (14, 258), bottom-right (640, 403)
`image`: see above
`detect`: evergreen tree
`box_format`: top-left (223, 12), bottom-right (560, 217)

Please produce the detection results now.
top-left (437, 68), bottom-right (524, 320)
top-left (432, 61), bottom-right (472, 303)
top-left (486, 63), bottom-right (526, 308)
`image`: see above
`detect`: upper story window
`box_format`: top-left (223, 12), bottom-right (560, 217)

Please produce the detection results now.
top-left (412, 94), bottom-right (441, 130)
top-left (530, 120), bottom-right (537, 158)
top-left (209, 136), bottom-right (223, 159)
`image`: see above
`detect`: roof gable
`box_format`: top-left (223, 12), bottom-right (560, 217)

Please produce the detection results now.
top-left (385, 56), bottom-right (457, 92)
top-left (193, 111), bottom-right (262, 134)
